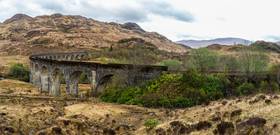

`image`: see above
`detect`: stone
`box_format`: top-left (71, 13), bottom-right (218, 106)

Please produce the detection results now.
top-left (51, 126), bottom-right (62, 134)
top-left (265, 99), bottom-right (272, 104)
top-left (214, 121), bottom-right (235, 135)
top-left (236, 117), bottom-right (267, 135)
top-left (169, 121), bottom-right (192, 134)
top-left (155, 128), bottom-right (166, 135)
top-left (237, 117), bottom-right (266, 128)
top-left (193, 121), bottom-right (212, 130)
top-left (221, 100), bottom-right (228, 105)
top-left (230, 109), bottom-right (242, 118)
top-left (103, 128), bottom-right (116, 135)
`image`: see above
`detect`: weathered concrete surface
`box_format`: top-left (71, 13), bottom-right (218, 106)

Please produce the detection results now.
top-left (29, 52), bottom-right (167, 97)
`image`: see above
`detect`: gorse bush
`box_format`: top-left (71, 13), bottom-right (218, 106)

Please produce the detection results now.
top-left (8, 63), bottom-right (30, 82)
top-left (101, 71), bottom-right (228, 108)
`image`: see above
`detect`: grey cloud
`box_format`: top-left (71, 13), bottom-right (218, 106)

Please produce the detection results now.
top-left (144, 1), bottom-right (194, 22)
top-left (39, 1), bottom-right (64, 11)
top-left (0, 0), bottom-right (194, 23)
top-left (79, 1), bottom-right (148, 22)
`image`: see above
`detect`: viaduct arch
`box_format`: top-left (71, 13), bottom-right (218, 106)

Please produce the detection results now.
top-left (29, 52), bottom-right (167, 97)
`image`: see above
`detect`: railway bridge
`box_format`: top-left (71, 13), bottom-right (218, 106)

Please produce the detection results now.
top-left (29, 52), bottom-right (167, 96)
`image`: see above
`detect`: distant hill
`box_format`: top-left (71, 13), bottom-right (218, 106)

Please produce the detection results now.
top-left (251, 41), bottom-right (280, 53)
top-left (0, 13), bottom-right (188, 55)
top-left (276, 41), bottom-right (280, 45)
top-left (177, 37), bottom-right (252, 48)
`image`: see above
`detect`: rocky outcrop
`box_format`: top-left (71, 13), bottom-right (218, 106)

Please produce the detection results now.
top-left (121, 22), bottom-right (145, 33)
top-left (3, 14), bottom-right (33, 24)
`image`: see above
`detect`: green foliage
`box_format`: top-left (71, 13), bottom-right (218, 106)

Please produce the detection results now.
top-left (184, 47), bottom-right (269, 74)
top-left (259, 81), bottom-right (279, 93)
top-left (219, 55), bottom-right (240, 72)
top-left (251, 41), bottom-right (280, 53)
top-left (8, 63), bottom-right (30, 82)
top-left (79, 72), bottom-right (90, 84)
top-left (144, 118), bottom-right (159, 129)
top-left (238, 48), bottom-right (269, 73)
top-left (186, 48), bottom-right (220, 72)
top-left (159, 59), bottom-right (182, 71)
top-left (237, 82), bottom-right (255, 95)
top-left (101, 71), bottom-right (227, 108)
top-left (100, 86), bottom-right (143, 104)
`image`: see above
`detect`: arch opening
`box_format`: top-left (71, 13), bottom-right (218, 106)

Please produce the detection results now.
top-left (68, 71), bottom-right (91, 97)
top-left (95, 74), bottom-right (114, 95)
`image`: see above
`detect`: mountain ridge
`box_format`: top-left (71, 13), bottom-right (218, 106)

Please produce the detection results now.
top-left (0, 13), bottom-right (188, 55)
top-left (177, 37), bottom-right (252, 48)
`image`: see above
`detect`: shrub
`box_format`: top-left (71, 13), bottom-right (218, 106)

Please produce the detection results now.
top-left (237, 82), bottom-right (255, 95)
top-left (100, 86), bottom-right (143, 105)
top-left (186, 48), bottom-right (220, 72)
top-left (144, 118), bottom-right (159, 129)
top-left (259, 81), bottom-right (279, 93)
top-left (159, 59), bottom-right (182, 71)
top-left (101, 71), bottom-right (228, 108)
top-left (79, 72), bottom-right (90, 84)
top-left (8, 63), bottom-right (30, 82)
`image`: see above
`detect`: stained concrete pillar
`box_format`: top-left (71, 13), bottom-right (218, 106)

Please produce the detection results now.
top-left (68, 71), bottom-right (81, 96)
top-left (34, 70), bottom-right (41, 87)
top-left (50, 69), bottom-right (61, 96)
top-left (29, 63), bottom-right (34, 83)
top-left (40, 66), bottom-right (49, 92)
top-left (64, 74), bottom-right (71, 94)
top-left (40, 73), bottom-right (49, 92)
top-left (88, 70), bottom-right (97, 96)
top-left (69, 78), bottom-right (79, 96)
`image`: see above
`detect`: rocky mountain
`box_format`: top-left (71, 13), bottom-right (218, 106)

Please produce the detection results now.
top-left (177, 37), bottom-right (252, 48)
top-left (276, 41), bottom-right (280, 45)
top-left (0, 13), bottom-right (188, 55)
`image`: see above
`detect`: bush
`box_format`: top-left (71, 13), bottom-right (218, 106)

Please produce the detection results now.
top-left (144, 118), bottom-right (159, 129)
top-left (259, 81), bottom-right (279, 93)
top-left (101, 71), bottom-right (227, 108)
top-left (237, 82), bottom-right (255, 95)
top-left (186, 48), bottom-right (220, 72)
top-left (100, 86), bottom-right (143, 105)
top-left (8, 63), bottom-right (30, 82)
top-left (159, 59), bottom-right (182, 71)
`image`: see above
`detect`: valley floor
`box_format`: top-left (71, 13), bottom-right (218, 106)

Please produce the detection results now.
top-left (0, 79), bottom-right (280, 135)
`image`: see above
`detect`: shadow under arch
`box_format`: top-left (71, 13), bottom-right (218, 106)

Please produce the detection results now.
top-left (95, 74), bottom-right (114, 95)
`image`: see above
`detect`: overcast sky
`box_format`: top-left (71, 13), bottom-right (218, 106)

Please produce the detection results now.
top-left (0, 0), bottom-right (280, 42)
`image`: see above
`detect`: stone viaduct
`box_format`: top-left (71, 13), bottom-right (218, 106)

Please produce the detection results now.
top-left (29, 52), bottom-right (168, 96)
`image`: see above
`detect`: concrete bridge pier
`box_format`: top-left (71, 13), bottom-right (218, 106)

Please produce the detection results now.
top-left (69, 71), bottom-right (81, 96)
top-left (49, 69), bottom-right (62, 96)
top-left (64, 74), bottom-right (71, 95)
top-left (40, 66), bottom-right (50, 92)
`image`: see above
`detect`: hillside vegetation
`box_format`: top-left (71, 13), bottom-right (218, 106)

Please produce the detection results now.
top-left (100, 46), bottom-right (280, 108)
